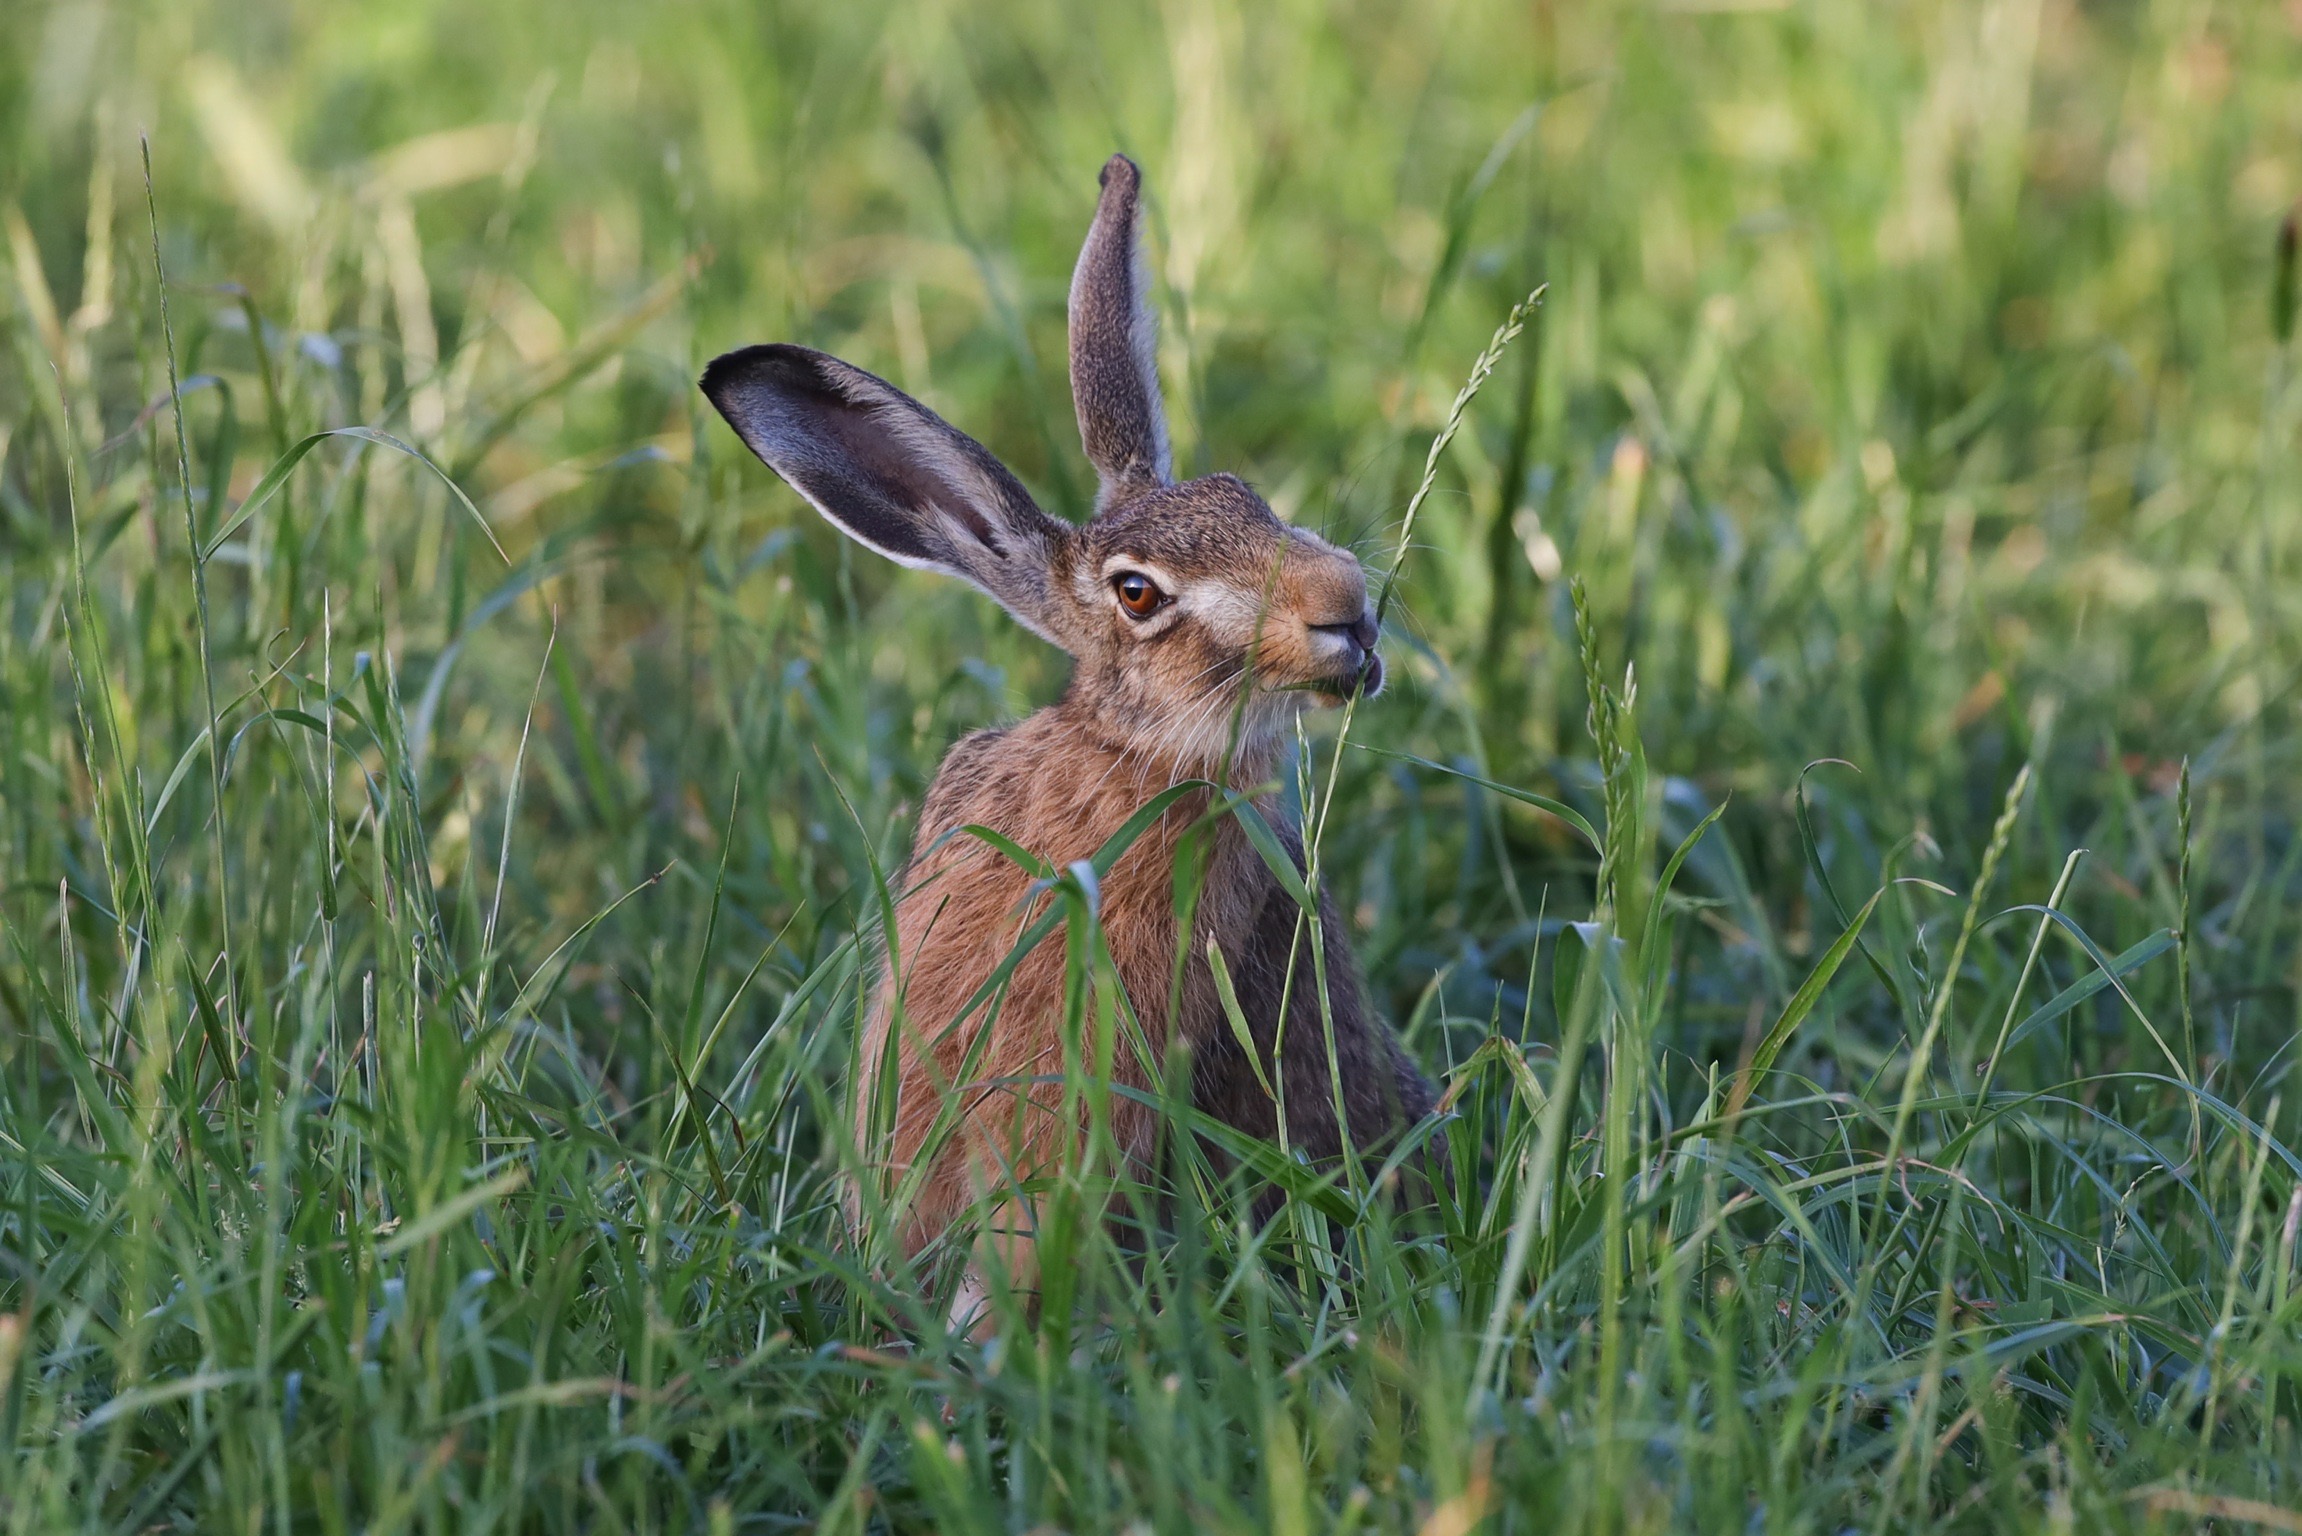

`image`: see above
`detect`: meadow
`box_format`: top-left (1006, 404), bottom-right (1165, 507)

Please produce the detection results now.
top-left (3, 0), bottom-right (2301, 1529)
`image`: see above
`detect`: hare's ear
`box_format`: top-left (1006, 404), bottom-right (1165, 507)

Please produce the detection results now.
top-left (1068, 153), bottom-right (1171, 506)
top-left (703, 344), bottom-right (1074, 644)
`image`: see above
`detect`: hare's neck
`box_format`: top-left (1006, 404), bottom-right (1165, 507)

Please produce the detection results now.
top-left (1046, 690), bottom-right (1289, 790)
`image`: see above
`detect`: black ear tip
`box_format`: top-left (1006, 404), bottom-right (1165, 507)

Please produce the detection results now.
top-left (1098, 153), bottom-right (1139, 194)
top-left (699, 344), bottom-right (769, 409)
top-left (701, 343), bottom-right (832, 415)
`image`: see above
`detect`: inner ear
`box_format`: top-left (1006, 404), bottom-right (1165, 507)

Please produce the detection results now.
top-left (940, 500), bottom-right (1004, 556)
top-left (701, 344), bottom-right (1076, 644)
top-left (808, 382), bottom-right (1030, 565)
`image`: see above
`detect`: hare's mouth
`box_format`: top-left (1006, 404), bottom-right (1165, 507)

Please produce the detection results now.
top-left (1334, 649), bottom-right (1385, 699)
top-left (1278, 650), bottom-right (1385, 702)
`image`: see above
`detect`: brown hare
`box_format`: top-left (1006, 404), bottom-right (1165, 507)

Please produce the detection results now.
top-left (702, 154), bottom-right (1438, 1330)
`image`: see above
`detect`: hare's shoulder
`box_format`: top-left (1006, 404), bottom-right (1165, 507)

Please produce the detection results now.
top-left (911, 714), bottom-right (1066, 848)
top-left (920, 724), bottom-right (1011, 813)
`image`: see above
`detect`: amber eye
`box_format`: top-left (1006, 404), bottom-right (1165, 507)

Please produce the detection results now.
top-left (1112, 572), bottom-right (1168, 619)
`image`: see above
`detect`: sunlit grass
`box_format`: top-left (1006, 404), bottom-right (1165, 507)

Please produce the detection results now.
top-left (3, 1), bottom-right (2301, 1530)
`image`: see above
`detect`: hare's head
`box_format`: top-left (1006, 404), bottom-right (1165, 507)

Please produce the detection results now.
top-left (703, 155), bottom-right (1380, 771)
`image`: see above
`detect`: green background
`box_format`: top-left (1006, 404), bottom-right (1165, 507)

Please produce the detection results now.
top-left (1, 0), bottom-right (2298, 1529)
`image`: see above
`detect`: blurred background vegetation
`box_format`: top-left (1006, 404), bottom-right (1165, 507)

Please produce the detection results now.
top-left (4, 0), bottom-right (2302, 1529)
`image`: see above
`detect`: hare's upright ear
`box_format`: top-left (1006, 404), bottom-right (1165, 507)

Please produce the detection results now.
top-left (703, 345), bottom-right (1075, 645)
top-left (1069, 154), bottom-right (1171, 506)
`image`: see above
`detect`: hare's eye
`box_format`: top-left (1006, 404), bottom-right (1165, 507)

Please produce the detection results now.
top-left (1112, 572), bottom-right (1168, 619)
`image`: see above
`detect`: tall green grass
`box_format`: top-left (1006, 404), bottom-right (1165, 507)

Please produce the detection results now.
top-left (3, 0), bottom-right (2301, 1529)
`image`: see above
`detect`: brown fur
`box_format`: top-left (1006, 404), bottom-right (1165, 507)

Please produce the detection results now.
top-left (702, 154), bottom-right (1438, 1313)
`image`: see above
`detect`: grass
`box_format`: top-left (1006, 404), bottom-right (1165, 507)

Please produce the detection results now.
top-left (4, 0), bottom-right (2302, 1529)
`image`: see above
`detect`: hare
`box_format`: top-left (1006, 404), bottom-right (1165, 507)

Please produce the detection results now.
top-left (702, 154), bottom-right (1438, 1330)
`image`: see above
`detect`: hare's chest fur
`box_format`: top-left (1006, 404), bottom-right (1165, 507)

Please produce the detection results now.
top-left (863, 703), bottom-right (1431, 1244)
top-left (885, 711), bottom-right (1276, 1071)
